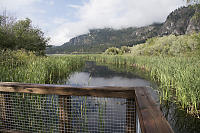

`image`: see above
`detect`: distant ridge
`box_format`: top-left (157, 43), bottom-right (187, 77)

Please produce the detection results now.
top-left (46, 5), bottom-right (200, 54)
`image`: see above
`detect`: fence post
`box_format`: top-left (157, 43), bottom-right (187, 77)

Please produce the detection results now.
top-left (59, 96), bottom-right (71, 133)
top-left (0, 93), bottom-right (6, 129)
top-left (126, 98), bottom-right (136, 133)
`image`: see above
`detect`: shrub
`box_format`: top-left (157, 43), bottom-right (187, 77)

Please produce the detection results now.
top-left (121, 46), bottom-right (131, 54)
top-left (104, 47), bottom-right (122, 55)
top-left (104, 46), bottom-right (131, 55)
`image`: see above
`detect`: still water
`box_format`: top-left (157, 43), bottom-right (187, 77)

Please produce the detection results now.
top-left (64, 61), bottom-right (154, 132)
top-left (65, 61), bottom-right (158, 101)
top-left (63, 61), bottom-right (200, 133)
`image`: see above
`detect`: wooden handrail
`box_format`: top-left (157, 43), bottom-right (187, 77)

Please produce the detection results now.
top-left (135, 87), bottom-right (174, 133)
top-left (0, 82), bottom-right (136, 98)
top-left (0, 82), bottom-right (174, 133)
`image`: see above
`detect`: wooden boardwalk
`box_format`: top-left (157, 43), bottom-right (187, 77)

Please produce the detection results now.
top-left (0, 82), bottom-right (174, 133)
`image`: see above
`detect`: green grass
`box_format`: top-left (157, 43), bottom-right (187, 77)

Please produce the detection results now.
top-left (86, 55), bottom-right (200, 117)
top-left (0, 50), bottom-right (85, 84)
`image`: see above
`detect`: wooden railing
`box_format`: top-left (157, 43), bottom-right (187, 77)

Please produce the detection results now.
top-left (0, 82), bottom-right (174, 133)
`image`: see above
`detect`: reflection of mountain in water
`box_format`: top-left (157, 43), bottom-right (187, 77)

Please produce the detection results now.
top-left (83, 61), bottom-right (141, 79)
top-left (67, 72), bottom-right (151, 87)
top-left (66, 61), bottom-right (151, 87)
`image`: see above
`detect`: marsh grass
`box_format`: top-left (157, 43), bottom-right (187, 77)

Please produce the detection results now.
top-left (0, 50), bottom-right (85, 84)
top-left (87, 55), bottom-right (200, 117)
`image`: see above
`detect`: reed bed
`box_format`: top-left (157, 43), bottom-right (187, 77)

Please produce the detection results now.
top-left (0, 50), bottom-right (85, 84)
top-left (86, 55), bottom-right (200, 117)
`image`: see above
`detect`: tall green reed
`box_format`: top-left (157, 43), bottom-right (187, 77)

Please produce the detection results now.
top-left (86, 54), bottom-right (200, 117)
top-left (0, 50), bottom-right (85, 84)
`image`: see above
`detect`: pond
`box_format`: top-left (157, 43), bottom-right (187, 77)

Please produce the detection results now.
top-left (63, 61), bottom-right (200, 133)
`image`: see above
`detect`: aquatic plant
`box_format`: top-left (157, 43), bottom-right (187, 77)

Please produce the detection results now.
top-left (0, 50), bottom-right (85, 84)
top-left (86, 55), bottom-right (200, 117)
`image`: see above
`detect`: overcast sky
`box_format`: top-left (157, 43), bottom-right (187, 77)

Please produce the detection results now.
top-left (0, 0), bottom-right (185, 46)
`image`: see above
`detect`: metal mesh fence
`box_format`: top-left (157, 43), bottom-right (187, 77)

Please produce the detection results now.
top-left (0, 91), bottom-right (136, 133)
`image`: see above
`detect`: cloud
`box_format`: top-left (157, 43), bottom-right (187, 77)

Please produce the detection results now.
top-left (67, 4), bottom-right (82, 9)
top-left (51, 0), bottom-right (185, 46)
top-left (0, 0), bottom-right (47, 30)
top-left (0, 0), bottom-right (185, 46)
top-left (48, 1), bottom-right (55, 6)
top-left (0, 0), bottom-right (41, 11)
top-left (49, 21), bottom-right (89, 45)
top-left (0, 0), bottom-right (44, 20)
top-left (52, 18), bottom-right (68, 24)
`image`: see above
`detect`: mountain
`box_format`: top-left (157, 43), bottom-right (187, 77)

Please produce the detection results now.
top-left (46, 5), bottom-right (200, 54)
top-left (47, 25), bottom-right (162, 54)
top-left (159, 6), bottom-right (198, 35)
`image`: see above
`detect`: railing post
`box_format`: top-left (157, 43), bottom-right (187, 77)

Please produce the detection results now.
top-left (59, 95), bottom-right (71, 133)
top-left (0, 93), bottom-right (6, 129)
top-left (126, 98), bottom-right (136, 133)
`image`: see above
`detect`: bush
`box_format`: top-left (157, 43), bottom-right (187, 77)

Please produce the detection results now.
top-left (104, 47), bottom-right (122, 55)
top-left (121, 46), bottom-right (131, 54)
top-left (104, 46), bottom-right (131, 55)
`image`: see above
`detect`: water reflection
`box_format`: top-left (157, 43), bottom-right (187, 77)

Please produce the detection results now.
top-left (65, 61), bottom-right (159, 104)
top-left (66, 72), bottom-right (150, 87)
top-left (65, 61), bottom-right (151, 87)
top-left (161, 101), bottom-right (200, 133)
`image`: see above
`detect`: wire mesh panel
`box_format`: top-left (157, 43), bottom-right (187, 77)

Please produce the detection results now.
top-left (0, 91), bottom-right (136, 133)
top-left (0, 92), bottom-right (60, 133)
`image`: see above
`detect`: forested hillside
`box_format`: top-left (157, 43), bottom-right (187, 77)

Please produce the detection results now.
top-left (130, 33), bottom-right (200, 56)
top-left (46, 25), bottom-right (161, 54)
top-left (46, 5), bottom-right (200, 54)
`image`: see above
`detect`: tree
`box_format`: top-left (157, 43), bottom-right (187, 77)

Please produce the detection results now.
top-left (187, 0), bottom-right (200, 3)
top-left (0, 13), bottom-right (49, 55)
top-left (13, 18), bottom-right (49, 55)
top-left (0, 12), bottom-right (17, 50)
